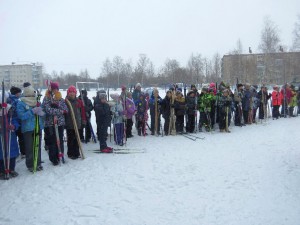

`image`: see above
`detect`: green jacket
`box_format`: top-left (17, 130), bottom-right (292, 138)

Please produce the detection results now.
top-left (198, 93), bottom-right (215, 112)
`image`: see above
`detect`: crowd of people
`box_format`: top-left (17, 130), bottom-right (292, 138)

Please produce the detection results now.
top-left (0, 81), bottom-right (299, 180)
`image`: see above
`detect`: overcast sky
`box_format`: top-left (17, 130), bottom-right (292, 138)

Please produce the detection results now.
top-left (0, 0), bottom-right (299, 78)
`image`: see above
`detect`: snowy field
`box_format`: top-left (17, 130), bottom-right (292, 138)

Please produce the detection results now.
top-left (0, 89), bottom-right (300, 225)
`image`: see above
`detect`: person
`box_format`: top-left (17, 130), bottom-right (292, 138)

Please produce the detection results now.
top-left (149, 88), bottom-right (162, 135)
top-left (218, 89), bottom-right (232, 133)
top-left (17, 83), bottom-right (44, 172)
top-left (136, 92), bottom-right (148, 136)
top-left (242, 83), bottom-right (252, 124)
top-left (174, 90), bottom-right (186, 134)
top-left (185, 90), bottom-right (196, 133)
top-left (78, 89), bottom-right (93, 142)
top-left (160, 90), bottom-right (172, 135)
top-left (271, 85), bottom-right (281, 119)
top-left (8, 86), bottom-right (25, 157)
top-left (110, 93), bottom-right (124, 145)
top-left (94, 91), bottom-right (112, 153)
top-left (257, 85), bottom-right (272, 121)
top-left (42, 82), bottom-right (68, 165)
top-left (251, 85), bottom-right (259, 123)
top-left (65, 86), bottom-right (86, 159)
top-left (132, 83), bottom-right (142, 104)
top-left (288, 85), bottom-right (297, 117)
top-left (124, 92), bottom-right (136, 138)
top-left (234, 84), bottom-right (244, 126)
top-left (198, 87), bottom-right (214, 132)
top-left (0, 92), bottom-right (20, 179)
top-left (280, 84), bottom-right (292, 117)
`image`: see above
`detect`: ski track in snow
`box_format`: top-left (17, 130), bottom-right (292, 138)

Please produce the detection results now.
top-left (0, 90), bottom-right (300, 225)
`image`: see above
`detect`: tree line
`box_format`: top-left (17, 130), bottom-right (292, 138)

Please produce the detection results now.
top-left (44, 15), bottom-right (300, 88)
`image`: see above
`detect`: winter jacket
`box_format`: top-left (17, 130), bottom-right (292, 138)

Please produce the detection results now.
top-left (132, 89), bottom-right (142, 105)
top-left (289, 90), bottom-right (297, 107)
top-left (136, 98), bottom-right (148, 122)
top-left (6, 94), bottom-right (20, 124)
top-left (65, 97), bottom-right (86, 130)
top-left (17, 100), bottom-right (45, 133)
top-left (218, 95), bottom-right (232, 114)
top-left (79, 95), bottom-right (93, 119)
top-left (149, 94), bottom-right (162, 116)
top-left (124, 97), bottom-right (136, 119)
top-left (42, 91), bottom-right (68, 127)
top-left (198, 93), bottom-right (214, 112)
top-left (242, 89), bottom-right (252, 111)
top-left (160, 96), bottom-right (171, 119)
top-left (94, 100), bottom-right (111, 128)
top-left (280, 88), bottom-right (293, 104)
top-left (185, 91), bottom-right (196, 115)
top-left (257, 90), bottom-right (271, 106)
top-left (0, 110), bottom-right (19, 159)
top-left (174, 96), bottom-right (186, 116)
top-left (271, 90), bottom-right (282, 106)
top-left (111, 101), bottom-right (124, 124)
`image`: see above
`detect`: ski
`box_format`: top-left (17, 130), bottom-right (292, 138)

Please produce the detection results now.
top-left (181, 134), bottom-right (197, 141)
top-left (33, 93), bottom-right (42, 173)
top-left (183, 133), bottom-right (205, 140)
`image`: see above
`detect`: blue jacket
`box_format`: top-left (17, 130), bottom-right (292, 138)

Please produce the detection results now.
top-left (149, 94), bottom-right (162, 116)
top-left (17, 100), bottom-right (44, 133)
top-left (0, 109), bottom-right (20, 159)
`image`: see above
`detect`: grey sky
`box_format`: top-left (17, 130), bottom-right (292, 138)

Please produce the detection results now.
top-left (0, 0), bottom-right (299, 78)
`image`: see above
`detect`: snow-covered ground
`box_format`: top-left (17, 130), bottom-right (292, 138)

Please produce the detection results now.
top-left (0, 89), bottom-right (300, 225)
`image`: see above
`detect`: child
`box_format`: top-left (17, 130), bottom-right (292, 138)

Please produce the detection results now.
top-left (136, 92), bottom-right (148, 136)
top-left (110, 93), bottom-right (124, 146)
top-left (79, 89), bottom-right (93, 142)
top-left (149, 88), bottom-right (162, 135)
top-left (17, 83), bottom-right (44, 172)
top-left (0, 92), bottom-right (20, 179)
top-left (42, 82), bottom-right (68, 165)
top-left (174, 90), bottom-right (186, 134)
top-left (124, 92), bottom-right (136, 138)
top-left (198, 87), bottom-right (214, 132)
top-left (271, 85), bottom-right (281, 119)
top-left (218, 89), bottom-right (232, 133)
top-left (94, 91), bottom-right (112, 153)
top-left (160, 90), bottom-right (172, 135)
top-left (65, 86), bottom-right (86, 159)
top-left (185, 90), bottom-right (196, 133)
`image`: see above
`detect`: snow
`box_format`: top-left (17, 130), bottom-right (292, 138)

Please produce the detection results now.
top-left (0, 89), bottom-right (300, 225)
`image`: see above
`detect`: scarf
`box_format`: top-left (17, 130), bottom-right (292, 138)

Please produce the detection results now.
top-left (21, 97), bottom-right (37, 107)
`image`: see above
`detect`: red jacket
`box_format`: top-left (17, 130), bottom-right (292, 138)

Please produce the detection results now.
top-left (272, 90), bottom-right (282, 106)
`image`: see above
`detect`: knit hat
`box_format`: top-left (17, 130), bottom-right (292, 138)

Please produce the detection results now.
top-left (23, 82), bottom-right (31, 88)
top-left (202, 87), bottom-right (208, 92)
top-left (237, 83), bottom-right (243, 88)
top-left (23, 85), bottom-right (36, 97)
top-left (121, 85), bottom-right (126, 91)
top-left (99, 93), bottom-right (107, 100)
top-left (136, 83), bottom-right (141, 88)
top-left (110, 93), bottom-right (119, 101)
top-left (10, 86), bottom-right (22, 95)
top-left (81, 89), bottom-right (87, 96)
top-left (209, 82), bottom-right (215, 88)
top-left (50, 82), bottom-right (59, 90)
top-left (191, 84), bottom-right (196, 89)
top-left (67, 85), bottom-right (77, 95)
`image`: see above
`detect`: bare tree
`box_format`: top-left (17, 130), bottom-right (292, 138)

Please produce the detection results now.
top-left (134, 54), bottom-right (151, 86)
top-left (163, 58), bottom-right (180, 83)
top-left (187, 53), bottom-right (204, 84)
top-left (292, 14), bottom-right (300, 51)
top-left (258, 16), bottom-right (281, 53)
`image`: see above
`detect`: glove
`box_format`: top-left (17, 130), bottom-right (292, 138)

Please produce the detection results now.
top-left (8, 124), bottom-right (15, 131)
top-left (50, 103), bottom-right (59, 109)
top-left (1, 103), bottom-right (8, 108)
top-left (32, 107), bottom-right (45, 116)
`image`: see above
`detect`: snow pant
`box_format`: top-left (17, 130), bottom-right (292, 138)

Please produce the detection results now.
top-left (186, 114), bottom-right (195, 133)
top-left (252, 108), bottom-right (257, 122)
top-left (79, 123), bottom-right (91, 142)
top-left (44, 126), bottom-right (64, 164)
top-left (281, 99), bottom-right (288, 117)
top-left (16, 128), bottom-right (25, 155)
top-left (114, 123), bottom-right (124, 145)
top-left (272, 105), bottom-right (280, 119)
top-left (23, 131), bottom-right (42, 169)
top-left (150, 114), bottom-right (161, 134)
top-left (175, 115), bottom-right (184, 132)
top-left (137, 120), bottom-right (146, 136)
top-left (66, 129), bottom-right (80, 158)
top-left (163, 116), bottom-right (170, 135)
top-left (234, 105), bottom-right (242, 126)
top-left (210, 107), bottom-right (215, 128)
top-left (0, 157), bottom-right (16, 173)
top-left (199, 112), bottom-right (210, 131)
top-left (97, 124), bottom-right (108, 150)
top-left (219, 111), bottom-right (227, 130)
top-left (243, 110), bottom-right (249, 124)
top-left (289, 106), bottom-right (295, 117)
top-left (126, 118), bottom-right (133, 137)
top-left (258, 104), bottom-right (267, 120)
